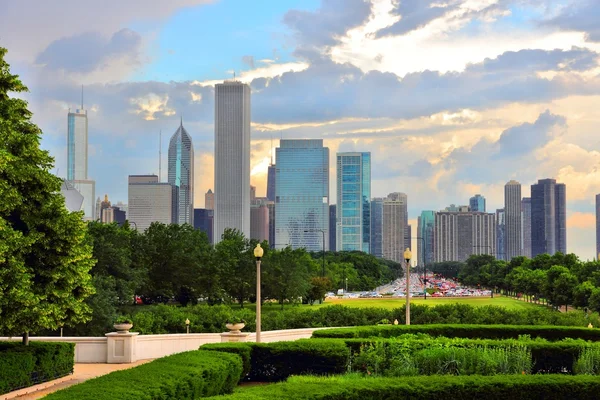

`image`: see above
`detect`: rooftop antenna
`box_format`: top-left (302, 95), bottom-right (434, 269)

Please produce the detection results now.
top-left (159, 130), bottom-right (162, 182)
top-left (233, 71), bottom-right (236, 80)
top-left (81, 84), bottom-right (83, 109)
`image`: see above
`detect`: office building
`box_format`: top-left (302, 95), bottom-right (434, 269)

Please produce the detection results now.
top-left (522, 197), bottom-right (532, 258)
top-left (168, 121), bottom-right (194, 225)
top-left (60, 180), bottom-right (84, 212)
top-left (382, 192), bottom-right (408, 263)
top-left (434, 211), bottom-right (496, 262)
top-left (101, 206), bottom-right (114, 223)
top-left (251, 199), bottom-right (271, 242)
top-left (336, 152), bottom-right (371, 252)
top-left (67, 107), bottom-right (96, 220)
top-left (205, 189), bottom-right (214, 210)
top-left (250, 185), bottom-right (256, 202)
top-left (418, 211), bottom-right (435, 267)
top-left (370, 198), bottom-right (384, 258)
top-left (114, 201), bottom-right (128, 218)
top-left (496, 208), bottom-right (505, 260)
top-left (214, 81), bottom-right (251, 242)
top-left (113, 207), bottom-right (126, 226)
top-left (531, 179), bottom-right (567, 256)
top-left (267, 164), bottom-right (276, 202)
top-left (194, 208), bottom-right (214, 244)
top-left (275, 139), bottom-right (329, 251)
top-left (128, 175), bottom-right (173, 232)
top-left (469, 194), bottom-right (486, 212)
top-left (268, 202), bottom-right (276, 249)
top-left (329, 205), bottom-right (337, 252)
top-left (445, 204), bottom-right (469, 212)
top-left (405, 224), bottom-right (412, 251)
top-left (505, 180), bottom-right (522, 260)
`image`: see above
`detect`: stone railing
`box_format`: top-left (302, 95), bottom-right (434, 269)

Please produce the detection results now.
top-left (0, 327), bottom-right (329, 364)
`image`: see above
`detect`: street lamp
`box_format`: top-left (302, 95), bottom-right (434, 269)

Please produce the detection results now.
top-left (185, 318), bottom-right (190, 334)
top-left (304, 229), bottom-right (326, 277)
top-left (254, 243), bottom-right (264, 343)
top-left (404, 248), bottom-right (412, 325)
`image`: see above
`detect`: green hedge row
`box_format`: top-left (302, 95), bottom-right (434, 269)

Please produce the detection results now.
top-left (0, 342), bottom-right (74, 395)
top-left (336, 336), bottom-right (596, 374)
top-left (125, 303), bottom-right (591, 335)
top-left (312, 324), bottom-right (600, 341)
top-left (201, 339), bottom-right (350, 382)
top-left (44, 350), bottom-right (242, 400)
top-left (205, 374), bottom-right (600, 400)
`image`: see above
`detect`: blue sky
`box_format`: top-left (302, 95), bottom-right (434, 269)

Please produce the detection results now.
top-left (1, 0), bottom-right (600, 258)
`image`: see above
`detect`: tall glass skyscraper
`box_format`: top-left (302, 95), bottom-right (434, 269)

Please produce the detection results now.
top-left (469, 194), bottom-right (486, 212)
top-left (504, 180), bottom-right (522, 260)
top-left (336, 152), bottom-right (371, 252)
top-left (168, 121), bottom-right (194, 225)
top-left (531, 179), bottom-right (567, 256)
top-left (267, 164), bottom-right (276, 202)
top-left (274, 140), bottom-right (329, 251)
top-left (522, 197), bottom-right (532, 258)
top-left (214, 81), bottom-right (251, 242)
top-left (418, 210), bottom-right (435, 267)
top-left (67, 107), bottom-right (95, 220)
top-left (370, 198), bottom-right (384, 258)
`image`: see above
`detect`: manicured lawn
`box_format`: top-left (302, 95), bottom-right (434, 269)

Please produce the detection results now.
top-left (241, 296), bottom-right (540, 313)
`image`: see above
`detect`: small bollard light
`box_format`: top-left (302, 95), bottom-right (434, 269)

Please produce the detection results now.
top-left (185, 318), bottom-right (190, 334)
top-left (588, 323), bottom-right (593, 329)
top-left (393, 319), bottom-right (399, 325)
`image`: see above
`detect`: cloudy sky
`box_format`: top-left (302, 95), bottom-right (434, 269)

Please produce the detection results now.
top-left (2, 0), bottom-right (600, 258)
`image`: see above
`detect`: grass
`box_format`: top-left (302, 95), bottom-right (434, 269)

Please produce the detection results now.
top-left (236, 296), bottom-right (540, 313)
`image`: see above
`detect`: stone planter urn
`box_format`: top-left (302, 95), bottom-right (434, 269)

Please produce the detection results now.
top-left (113, 323), bottom-right (133, 333)
top-left (225, 323), bottom-right (245, 334)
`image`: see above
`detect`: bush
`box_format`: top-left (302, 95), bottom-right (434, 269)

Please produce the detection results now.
top-left (44, 350), bottom-right (242, 400)
top-left (205, 374), bottom-right (600, 400)
top-left (574, 347), bottom-right (600, 375)
top-left (201, 339), bottom-right (350, 382)
top-left (312, 324), bottom-right (600, 341)
top-left (0, 342), bottom-right (74, 395)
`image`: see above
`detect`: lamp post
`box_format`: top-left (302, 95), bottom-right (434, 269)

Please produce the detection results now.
top-left (404, 248), bottom-right (412, 325)
top-left (304, 229), bottom-right (326, 277)
top-left (254, 243), bottom-right (264, 343)
top-left (185, 318), bottom-right (190, 334)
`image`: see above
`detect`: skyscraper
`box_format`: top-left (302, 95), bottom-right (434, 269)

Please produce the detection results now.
top-left (382, 193), bottom-right (408, 263)
top-left (267, 164), bottom-right (276, 202)
top-left (370, 198), bottom-right (384, 258)
top-left (496, 208), bottom-right (505, 260)
top-left (505, 180), bottom-right (522, 260)
top-left (128, 175), bottom-right (173, 231)
top-left (531, 179), bottom-right (567, 256)
top-left (522, 197), bottom-right (532, 258)
top-left (214, 81), bottom-right (251, 242)
top-left (405, 224), bottom-right (412, 251)
top-left (205, 189), bottom-right (214, 210)
top-left (336, 152), bottom-right (371, 252)
top-left (275, 139), bottom-right (329, 251)
top-left (418, 211), bottom-right (435, 267)
top-left (469, 194), bottom-right (486, 212)
top-left (329, 205), bottom-right (337, 252)
top-left (434, 210), bottom-right (496, 262)
top-left (250, 199), bottom-right (270, 242)
top-left (67, 107), bottom-right (95, 220)
top-left (597, 194), bottom-right (600, 259)
top-left (193, 208), bottom-right (214, 244)
top-left (168, 121), bottom-right (194, 225)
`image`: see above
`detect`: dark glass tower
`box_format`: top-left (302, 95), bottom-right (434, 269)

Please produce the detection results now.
top-left (531, 179), bottom-right (567, 257)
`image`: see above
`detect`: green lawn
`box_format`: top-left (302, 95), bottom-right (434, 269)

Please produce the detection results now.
top-left (239, 295), bottom-right (540, 313)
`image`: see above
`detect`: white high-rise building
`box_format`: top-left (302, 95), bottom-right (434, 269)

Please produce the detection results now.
top-left (128, 175), bottom-right (173, 232)
top-left (505, 180), bottom-right (522, 260)
top-left (214, 81), bottom-right (251, 242)
top-left (67, 107), bottom-right (95, 220)
top-left (168, 121), bottom-right (194, 225)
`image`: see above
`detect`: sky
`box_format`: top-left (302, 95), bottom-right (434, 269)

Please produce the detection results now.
top-left (1, 0), bottom-right (600, 259)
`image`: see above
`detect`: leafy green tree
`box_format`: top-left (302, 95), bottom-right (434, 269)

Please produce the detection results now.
top-left (573, 281), bottom-right (595, 309)
top-left (0, 47), bottom-right (95, 343)
top-left (545, 266), bottom-right (577, 311)
top-left (306, 277), bottom-right (332, 305)
top-left (215, 229), bottom-right (256, 307)
top-left (263, 247), bottom-right (312, 308)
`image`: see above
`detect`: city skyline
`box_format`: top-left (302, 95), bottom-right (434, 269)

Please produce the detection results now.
top-left (3, 0), bottom-right (600, 258)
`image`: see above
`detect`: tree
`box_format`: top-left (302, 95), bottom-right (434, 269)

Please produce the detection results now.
top-left (263, 247), bottom-right (312, 308)
top-left (573, 281), bottom-right (595, 309)
top-left (306, 277), bottom-right (331, 305)
top-left (0, 47), bottom-right (95, 343)
top-left (215, 229), bottom-right (256, 307)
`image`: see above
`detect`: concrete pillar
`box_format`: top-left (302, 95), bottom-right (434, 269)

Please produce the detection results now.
top-left (105, 332), bottom-right (139, 363)
top-left (220, 332), bottom-right (250, 343)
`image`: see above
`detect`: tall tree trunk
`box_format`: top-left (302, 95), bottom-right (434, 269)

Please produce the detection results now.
top-left (22, 332), bottom-right (29, 346)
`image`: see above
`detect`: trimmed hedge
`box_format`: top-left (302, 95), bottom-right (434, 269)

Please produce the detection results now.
top-left (201, 339), bottom-right (350, 382)
top-left (312, 324), bottom-right (600, 341)
top-left (205, 374), bottom-right (600, 400)
top-left (44, 350), bottom-right (242, 400)
top-left (0, 342), bottom-right (74, 395)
